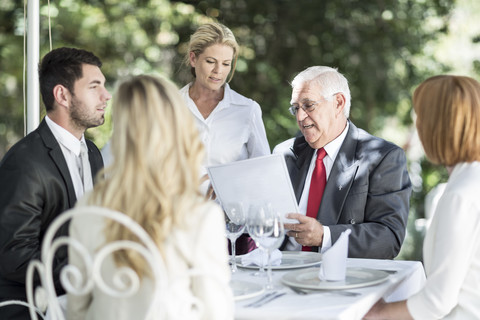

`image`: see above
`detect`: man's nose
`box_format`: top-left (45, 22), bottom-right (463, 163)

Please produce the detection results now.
top-left (296, 107), bottom-right (308, 121)
top-left (103, 88), bottom-right (112, 101)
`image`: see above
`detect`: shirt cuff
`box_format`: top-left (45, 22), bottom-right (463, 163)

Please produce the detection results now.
top-left (320, 226), bottom-right (332, 253)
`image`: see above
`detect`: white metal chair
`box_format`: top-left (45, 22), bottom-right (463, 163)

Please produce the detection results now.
top-left (0, 300), bottom-right (45, 319)
top-left (24, 205), bottom-right (168, 320)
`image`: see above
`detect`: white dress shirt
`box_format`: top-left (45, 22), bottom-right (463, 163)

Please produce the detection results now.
top-left (284, 122), bottom-right (349, 251)
top-left (180, 83), bottom-right (270, 193)
top-left (407, 161), bottom-right (480, 319)
top-left (45, 115), bottom-right (90, 199)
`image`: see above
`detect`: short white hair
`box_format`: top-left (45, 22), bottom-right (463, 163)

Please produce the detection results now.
top-left (291, 66), bottom-right (351, 118)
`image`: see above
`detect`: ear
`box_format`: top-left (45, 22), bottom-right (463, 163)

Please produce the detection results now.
top-left (52, 84), bottom-right (71, 109)
top-left (189, 51), bottom-right (197, 67)
top-left (334, 93), bottom-right (346, 117)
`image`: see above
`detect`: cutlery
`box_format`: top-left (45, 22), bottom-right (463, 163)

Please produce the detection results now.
top-left (246, 291), bottom-right (286, 308)
top-left (289, 286), bottom-right (360, 297)
top-left (376, 269), bottom-right (398, 274)
top-left (244, 291), bottom-right (278, 308)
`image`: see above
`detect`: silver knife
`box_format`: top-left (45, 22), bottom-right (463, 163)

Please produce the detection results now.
top-left (248, 292), bottom-right (287, 308)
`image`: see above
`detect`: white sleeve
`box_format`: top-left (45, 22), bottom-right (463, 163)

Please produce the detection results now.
top-left (407, 191), bottom-right (480, 319)
top-left (247, 101), bottom-right (271, 158)
top-left (191, 203), bottom-right (234, 320)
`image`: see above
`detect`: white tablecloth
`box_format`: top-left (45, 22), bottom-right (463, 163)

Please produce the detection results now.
top-left (233, 258), bottom-right (426, 320)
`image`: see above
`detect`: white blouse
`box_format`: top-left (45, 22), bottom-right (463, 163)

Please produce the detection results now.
top-left (407, 161), bottom-right (480, 319)
top-left (180, 83), bottom-right (270, 182)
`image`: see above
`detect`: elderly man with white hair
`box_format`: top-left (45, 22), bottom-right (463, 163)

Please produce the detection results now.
top-left (275, 66), bottom-right (412, 259)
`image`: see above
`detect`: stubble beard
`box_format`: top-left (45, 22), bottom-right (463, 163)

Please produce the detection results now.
top-left (70, 95), bottom-right (105, 132)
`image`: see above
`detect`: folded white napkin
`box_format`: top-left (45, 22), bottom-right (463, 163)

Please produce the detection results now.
top-left (319, 229), bottom-right (351, 281)
top-left (241, 248), bottom-right (282, 267)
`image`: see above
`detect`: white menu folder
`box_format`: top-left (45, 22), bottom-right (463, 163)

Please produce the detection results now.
top-left (207, 154), bottom-right (299, 224)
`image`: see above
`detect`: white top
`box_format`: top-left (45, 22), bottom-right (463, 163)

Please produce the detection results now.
top-left (180, 83), bottom-right (270, 191)
top-left (407, 161), bottom-right (480, 319)
top-left (273, 122), bottom-right (349, 252)
top-left (67, 198), bottom-right (234, 320)
top-left (45, 115), bottom-right (90, 199)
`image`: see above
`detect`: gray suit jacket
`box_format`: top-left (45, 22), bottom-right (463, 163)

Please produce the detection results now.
top-left (275, 121), bottom-right (411, 259)
top-left (0, 119), bottom-right (103, 318)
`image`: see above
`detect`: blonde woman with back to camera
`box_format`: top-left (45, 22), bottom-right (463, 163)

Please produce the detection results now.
top-left (67, 75), bottom-right (234, 319)
top-left (365, 75), bottom-right (480, 319)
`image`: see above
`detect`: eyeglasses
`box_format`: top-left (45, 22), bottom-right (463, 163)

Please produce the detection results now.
top-left (288, 93), bottom-right (338, 116)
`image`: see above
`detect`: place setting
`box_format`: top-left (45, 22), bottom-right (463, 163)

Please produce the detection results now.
top-left (228, 201), bottom-right (296, 300)
top-left (236, 250), bottom-right (323, 270)
top-left (281, 229), bottom-right (391, 295)
top-left (228, 205), bottom-right (395, 304)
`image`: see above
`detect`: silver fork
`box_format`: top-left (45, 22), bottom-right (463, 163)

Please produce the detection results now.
top-left (289, 286), bottom-right (360, 297)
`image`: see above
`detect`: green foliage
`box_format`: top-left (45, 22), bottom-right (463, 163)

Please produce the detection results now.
top-left (1, 0), bottom-right (478, 261)
top-left (186, 0), bottom-right (455, 148)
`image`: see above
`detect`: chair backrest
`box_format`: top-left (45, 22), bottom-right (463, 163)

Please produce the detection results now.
top-left (0, 300), bottom-right (45, 319)
top-left (25, 205), bottom-right (168, 320)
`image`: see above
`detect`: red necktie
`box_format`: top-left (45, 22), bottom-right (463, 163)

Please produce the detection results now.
top-left (302, 148), bottom-right (327, 251)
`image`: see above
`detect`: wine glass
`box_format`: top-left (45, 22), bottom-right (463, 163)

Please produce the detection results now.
top-left (246, 203), bottom-right (274, 277)
top-left (224, 202), bottom-right (246, 273)
top-left (257, 210), bottom-right (285, 290)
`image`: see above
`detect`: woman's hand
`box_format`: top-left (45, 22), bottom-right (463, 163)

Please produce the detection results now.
top-left (200, 174), bottom-right (216, 200)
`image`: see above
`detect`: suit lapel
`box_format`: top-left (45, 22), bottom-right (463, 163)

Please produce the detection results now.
top-left (291, 137), bottom-right (315, 202)
top-left (318, 122), bottom-right (360, 225)
top-left (38, 119), bottom-right (77, 207)
top-left (86, 140), bottom-right (104, 182)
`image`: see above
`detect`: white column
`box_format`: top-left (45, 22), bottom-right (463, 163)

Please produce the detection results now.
top-left (27, 0), bottom-right (40, 134)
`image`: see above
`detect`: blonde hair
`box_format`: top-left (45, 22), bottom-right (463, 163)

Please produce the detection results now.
top-left (184, 22), bottom-right (239, 83)
top-left (89, 75), bottom-right (206, 275)
top-left (413, 75), bottom-right (480, 165)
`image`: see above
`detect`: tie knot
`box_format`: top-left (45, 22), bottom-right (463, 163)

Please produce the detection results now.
top-left (316, 147), bottom-right (327, 161)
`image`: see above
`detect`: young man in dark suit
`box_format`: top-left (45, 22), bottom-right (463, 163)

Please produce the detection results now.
top-left (0, 47), bottom-right (111, 318)
top-left (275, 66), bottom-right (411, 259)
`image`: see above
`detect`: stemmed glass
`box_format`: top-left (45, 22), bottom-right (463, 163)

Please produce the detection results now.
top-left (224, 202), bottom-right (246, 273)
top-left (258, 210), bottom-right (285, 290)
top-left (246, 203), bottom-right (274, 278)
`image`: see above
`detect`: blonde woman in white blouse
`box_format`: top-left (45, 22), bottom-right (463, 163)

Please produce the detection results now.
top-left (365, 75), bottom-right (480, 319)
top-left (180, 22), bottom-right (270, 170)
top-left (67, 75), bottom-right (233, 320)
top-left (180, 22), bottom-right (270, 254)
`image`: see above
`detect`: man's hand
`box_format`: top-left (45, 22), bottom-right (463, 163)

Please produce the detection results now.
top-left (284, 213), bottom-right (324, 247)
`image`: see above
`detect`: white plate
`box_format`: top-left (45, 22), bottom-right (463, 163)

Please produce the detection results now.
top-left (230, 279), bottom-right (265, 301)
top-left (236, 251), bottom-right (322, 270)
top-left (282, 267), bottom-right (390, 290)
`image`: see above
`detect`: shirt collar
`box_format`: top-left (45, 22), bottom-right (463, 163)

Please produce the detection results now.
top-left (45, 115), bottom-right (85, 156)
top-left (185, 82), bottom-right (233, 119)
top-left (215, 83), bottom-right (232, 111)
top-left (323, 121), bottom-right (349, 162)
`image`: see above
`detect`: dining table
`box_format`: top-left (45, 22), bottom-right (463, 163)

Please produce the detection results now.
top-left (231, 253), bottom-right (426, 320)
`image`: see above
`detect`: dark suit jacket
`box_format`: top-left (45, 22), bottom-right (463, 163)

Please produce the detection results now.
top-left (276, 121), bottom-right (411, 259)
top-left (0, 119), bottom-right (103, 317)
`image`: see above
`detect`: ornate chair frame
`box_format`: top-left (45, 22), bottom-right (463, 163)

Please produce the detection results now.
top-left (24, 206), bottom-right (168, 320)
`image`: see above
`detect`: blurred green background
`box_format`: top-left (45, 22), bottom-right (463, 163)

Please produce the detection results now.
top-left (1, 0), bottom-right (479, 260)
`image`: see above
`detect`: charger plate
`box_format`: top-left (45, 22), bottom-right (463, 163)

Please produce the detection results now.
top-left (230, 279), bottom-right (265, 301)
top-left (282, 267), bottom-right (390, 290)
top-left (236, 251), bottom-right (322, 270)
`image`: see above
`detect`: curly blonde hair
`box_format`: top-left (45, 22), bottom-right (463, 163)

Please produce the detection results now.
top-left (89, 75), bottom-right (206, 274)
